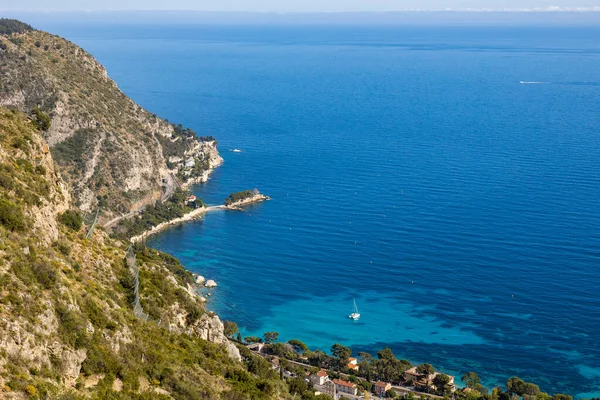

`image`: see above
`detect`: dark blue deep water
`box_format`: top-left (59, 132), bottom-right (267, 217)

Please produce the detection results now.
top-left (41, 22), bottom-right (600, 397)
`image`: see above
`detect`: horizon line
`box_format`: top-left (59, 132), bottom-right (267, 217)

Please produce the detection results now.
top-left (4, 7), bottom-right (600, 13)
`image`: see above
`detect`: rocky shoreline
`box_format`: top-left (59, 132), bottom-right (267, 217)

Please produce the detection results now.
top-left (225, 193), bottom-right (270, 210)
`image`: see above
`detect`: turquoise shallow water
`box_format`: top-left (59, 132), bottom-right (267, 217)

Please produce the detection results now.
top-left (34, 21), bottom-right (600, 396)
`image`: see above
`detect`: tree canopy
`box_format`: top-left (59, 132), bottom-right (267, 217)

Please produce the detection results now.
top-left (416, 363), bottom-right (435, 377)
top-left (223, 320), bottom-right (238, 338)
top-left (462, 372), bottom-right (481, 388)
top-left (288, 339), bottom-right (308, 353)
top-left (377, 347), bottom-right (395, 360)
top-left (263, 331), bottom-right (279, 344)
top-left (0, 19), bottom-right (33, 35)
top-left (507, 376), bottom-right (540, 397)
top-left (331, 343), bottom-right (352, 360)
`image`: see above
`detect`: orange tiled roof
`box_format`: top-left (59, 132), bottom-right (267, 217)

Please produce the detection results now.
top-left (333, 379), bottom-right (357, 388)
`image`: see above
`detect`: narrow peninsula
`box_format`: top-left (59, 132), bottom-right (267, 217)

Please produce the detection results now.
top-left (129, 189), bottom-right (270, 243)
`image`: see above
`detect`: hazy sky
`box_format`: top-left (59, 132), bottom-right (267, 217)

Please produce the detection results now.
top-left (3, 0), bottom-right (600, 12)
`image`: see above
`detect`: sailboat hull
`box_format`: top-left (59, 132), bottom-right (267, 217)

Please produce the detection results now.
top-left (349, 299), bottom-right (360, 319)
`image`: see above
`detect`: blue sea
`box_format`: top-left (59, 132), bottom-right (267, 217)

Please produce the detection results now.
top-left (35, 20), bottom-right (600, 397)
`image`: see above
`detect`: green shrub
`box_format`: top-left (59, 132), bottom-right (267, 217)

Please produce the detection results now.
top-left (0, 171), bottom-right (14, 190)
top-left (11, 136), bottom-right (28, 150)
top-left (32, 260), bottom-right (58, 289)
top-left (8, 37), bottom-right (24, 45)
top-left (51, 128), bottom-right (92, 170)
top-left (58, 210), bottom-right (82, 231)
top-left (16, 158), bottom-right (34, 173)
top-left (31, 107), bottom-right (51, 131)
top-left (55, 304), bottom-right (88, 349)
top-left (25, 384), bottom-right (37, 396)
top-left (81, 298), bottom-right (109, 329)
top-left (81, 335), bottom-right (121, 376)
top-left (0, 198), bottom-right (27, 231)
top-left (54, 240), bottom-right (71, 256)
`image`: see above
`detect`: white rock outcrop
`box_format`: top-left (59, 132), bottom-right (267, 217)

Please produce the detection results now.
top-left (205, 280), bottom-right (217, 288)
top-left (194, 314), bottom-right (241, 362)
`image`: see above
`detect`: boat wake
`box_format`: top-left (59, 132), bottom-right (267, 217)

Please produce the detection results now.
top-left (230, 149), bottom-right (243, 153)
top-left (520, 81), bottom-right (600, 86)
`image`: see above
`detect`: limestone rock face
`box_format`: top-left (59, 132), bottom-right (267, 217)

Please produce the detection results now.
top-left (26, 134), bottom-right (71, 245)
top-left (194, 314), bottom-right (241, 362)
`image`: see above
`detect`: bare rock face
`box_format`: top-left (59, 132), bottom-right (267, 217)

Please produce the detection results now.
top-left (26, 135), bottom-right (71, 245)
top-left (194, 314), bottom-right (242, 362)
top-left (59, 348), bottom-right (88, 386)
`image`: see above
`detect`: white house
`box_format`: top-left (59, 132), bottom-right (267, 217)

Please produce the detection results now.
top-left (310, 370), bottom-right (329, 386)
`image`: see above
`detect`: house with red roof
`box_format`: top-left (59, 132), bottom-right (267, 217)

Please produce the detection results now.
top-left (333, 379), bottom-right (358, 396)
top-left (347, 357), bottom-right (359, 371)
top-left (310, 370), bottom-right (329, 386)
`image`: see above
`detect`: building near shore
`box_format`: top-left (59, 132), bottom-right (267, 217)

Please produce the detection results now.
top-left (347, 357), bottom-right (359, 371)
top-left (375, 381), bottom-right (392, 396)
top-left (333, 379), bottom-right (358, 396)
top-left (320, 380), bottom-right (336, 398)
top-left (404, 367), bottom-right (456, 393)
top-left (185, 195), bottom-right (197, 205)
top-left (310, 370), bottom-right (329, 386)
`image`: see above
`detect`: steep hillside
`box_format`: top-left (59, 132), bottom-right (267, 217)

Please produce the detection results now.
top-left (0, 107), bottom-right (287, 399)
top-left (0, 20), bottom-right (222, 223)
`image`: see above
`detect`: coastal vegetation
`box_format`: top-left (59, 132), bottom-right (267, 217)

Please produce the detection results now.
top-left (225, 190), bottom-right (256, 206)
top-left (249, 332), bottom-right (586, 400)
top-left (111, 189), bottom-right (202, 240)
top-left (58, 210), bottom-right (83, 231)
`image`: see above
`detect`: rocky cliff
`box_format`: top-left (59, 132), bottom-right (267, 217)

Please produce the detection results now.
top-left (0, 21), bottom-right (222, 223)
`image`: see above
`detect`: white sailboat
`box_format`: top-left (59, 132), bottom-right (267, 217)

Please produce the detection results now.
top-left (349, 298), bottom-right (360, 320)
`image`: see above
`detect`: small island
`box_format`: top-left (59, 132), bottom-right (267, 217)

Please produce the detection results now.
top-left (225, 188), bottom-right (270, 209)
